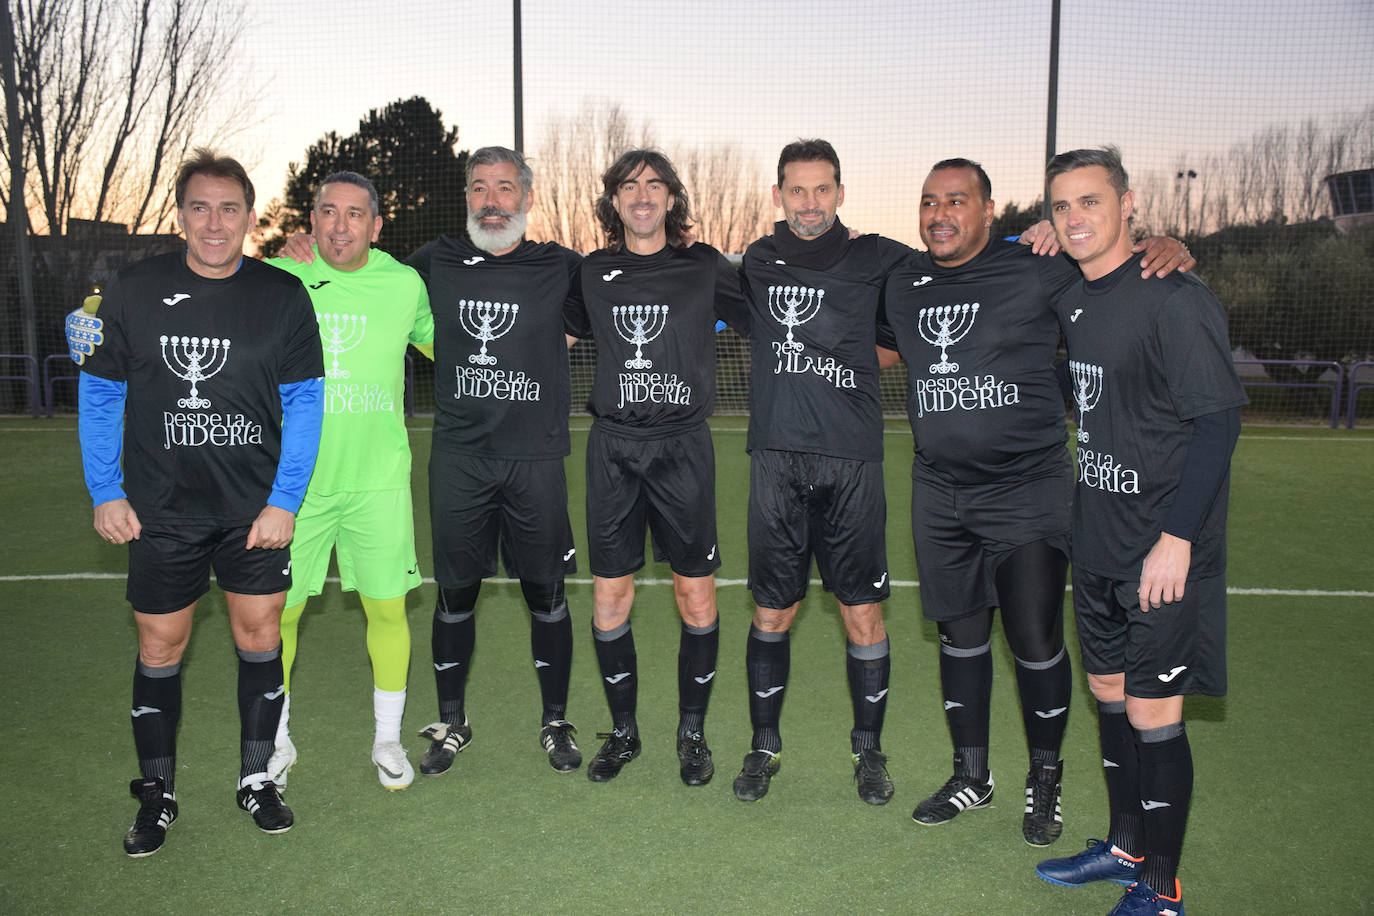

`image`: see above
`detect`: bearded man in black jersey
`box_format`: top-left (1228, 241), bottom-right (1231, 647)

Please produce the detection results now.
top-left (733, 139), bottom-right (912, 805)
top-left (406, 147), bottom-right (586, 776)
top-left (877, 158), bottom-right (1192, 846)
top-left (565, 150), bottom-right (748, 785)
top-left (282, 146), bottom-right (585, 775)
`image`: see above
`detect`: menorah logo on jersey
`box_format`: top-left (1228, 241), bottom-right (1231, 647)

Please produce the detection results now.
top-left (918, 303), bottom-right (979, 375)
top-left (317, 313), bottom-right (367, 379)
top-left (1069, 360), bottom-right (1103, 443)
top-left (612, 304), bottom-right (668, 369)
top-left (459, 299), bottom-right (519, 365)
top-left (767, 285), bottom-right (824, 352)
top-left (160, 334), bottom-right (230, 408)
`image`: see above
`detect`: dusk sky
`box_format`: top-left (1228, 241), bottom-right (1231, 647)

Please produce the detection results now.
top-left (244, 0), bottom-right (1374, 248)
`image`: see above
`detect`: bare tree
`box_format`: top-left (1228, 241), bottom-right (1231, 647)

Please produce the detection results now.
top-left (676, 144), bottom-right (771, 255)
top-left (1131, 102), bottom-right (1374, 237)
top-left (529, 100), bottom-right (772, 255)
top-left (4, 0), bottom-right (256, 236)
top-left (528, 101), bottom-right (655, 253)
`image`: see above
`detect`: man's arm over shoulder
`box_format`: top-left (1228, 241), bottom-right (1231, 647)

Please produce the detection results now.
top-left (711, 250), bottom-right (750, 338)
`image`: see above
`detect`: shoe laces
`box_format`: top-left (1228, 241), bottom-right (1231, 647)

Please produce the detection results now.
top-left (132, 793), bottom-right (171, 830)
top-left (741, 750), bottom-right (776, 776)
top-left (933, 771), bottom-right (978, 800)
top-left (680, 733), bottom-right (709, 761)
top-left (1027, 767), bottom-right (1059, 814)
top-left (855, 748), bottom-right (889, 779)
top-left (544, 721), bottom-right (577, 750)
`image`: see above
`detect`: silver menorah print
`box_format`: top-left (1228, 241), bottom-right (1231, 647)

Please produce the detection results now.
top-left (160, 334), bottom-right (231, 409)
top-left (1069, 360), bottom-right (1104, 442)
top-left (318, 313), bottom-right (367, 379)
top-left (767, 285), bottom-right (824, 352)
top-left (917, 303), bottom-right (979, 374)
top-left (612, 304), bottom-right (669, 369)
top-left (458, 299), bottom-right (520, 365)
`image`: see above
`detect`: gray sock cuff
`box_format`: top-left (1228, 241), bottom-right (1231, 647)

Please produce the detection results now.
top-left (1097, 699), bottom-right (1127, 715)
top-left (593, 620), bottom-right (632, 642)
top-left (436, 608), bottom-right (475, 624)
top-left (236, 645), bottom-right (281, 663)
top-left (1137, 720), bottom-right (1186, 743)
top-left (682, 619), bottom-right (719, 636)
top-left (530, 601), bottom-right (569, 624)
top-left (748, 625), bottom-right (788, 643)
top-left (1013, 646), bottom-right (1067, 670)
top-left (940, 640), bottom-right (991, 659)
top-left (846, 637), bottom-right (890, 661)
top-left (136, 658), bottom-right (182, 678)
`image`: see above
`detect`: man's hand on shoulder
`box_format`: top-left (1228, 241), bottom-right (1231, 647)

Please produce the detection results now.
top-left (279, 233), bottom-right (317, 264)
top-left (1018, 220), bottom-right (1061, 257)
top-left (247, 505), bottom-right (295, 550)
top-left (1134, 237), bottom-right (1195, 278)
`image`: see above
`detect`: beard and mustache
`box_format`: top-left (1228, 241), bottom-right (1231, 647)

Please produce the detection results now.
top-left (467, 206), bottom-right (527, 254)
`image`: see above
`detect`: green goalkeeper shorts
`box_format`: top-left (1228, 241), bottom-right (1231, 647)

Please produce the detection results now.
top-left (285, 487), bottom-right (422, 606)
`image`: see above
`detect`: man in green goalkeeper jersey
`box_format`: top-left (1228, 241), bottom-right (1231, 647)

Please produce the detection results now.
top-left (262, 172), bottom-right (434, 791)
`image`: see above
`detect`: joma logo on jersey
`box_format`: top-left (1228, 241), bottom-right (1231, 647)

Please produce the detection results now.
top-left (160, 334), bottom-right (230, 409)
top-left (317, 313), bottom-right (367, 379)
top-left (458, 299), bottom-right (519, 366)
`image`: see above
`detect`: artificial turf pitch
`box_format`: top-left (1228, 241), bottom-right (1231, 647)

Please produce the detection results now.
top-left (1, 418), bottom-right (1370, 915)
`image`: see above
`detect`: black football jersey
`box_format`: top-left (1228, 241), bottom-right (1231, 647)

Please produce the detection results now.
top-left (569, 242), bottom-right (748, 434)
top-left (409, 236), bottom-right (582, 459)
top-left (1053, 259), bottom-right (1248, 579)
top-left (879, 240), bottom-right (1079, 484)
top-left (82, 253), bottom-right (323, 524)
top-left (742, 220), bottom-right (908, 461)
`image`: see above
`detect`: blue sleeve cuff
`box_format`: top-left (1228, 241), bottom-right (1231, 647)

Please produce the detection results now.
top-left (269, 377), bottom-right (324, 513)
top-left (78, 373), bottom-right (128, 506)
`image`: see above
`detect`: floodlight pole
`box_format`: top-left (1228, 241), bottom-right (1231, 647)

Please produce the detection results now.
top-left (513, 0), bottom-right (524, 153)
top-left (1043, 0), bottom-right (1060, 219)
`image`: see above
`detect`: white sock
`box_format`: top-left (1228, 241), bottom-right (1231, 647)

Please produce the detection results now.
top-left (373, 687), bottom-right (406, 746)
top-left (274, 692), bottom-right (291, 745)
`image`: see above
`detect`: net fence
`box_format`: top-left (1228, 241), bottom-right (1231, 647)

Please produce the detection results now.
top-left (3, 0), bottom-right (1372, 422)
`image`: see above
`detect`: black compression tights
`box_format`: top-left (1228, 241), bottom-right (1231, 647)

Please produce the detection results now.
top-left (937, 538), bottom-right (1068, 662)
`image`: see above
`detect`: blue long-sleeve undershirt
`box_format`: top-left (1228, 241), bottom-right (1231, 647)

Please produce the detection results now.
top-left (77, 373), bottom-right (324, 514)
top-left (78, 374), bottom-right (128, 506)
top-left (268, 377), bottom-right (324, 513)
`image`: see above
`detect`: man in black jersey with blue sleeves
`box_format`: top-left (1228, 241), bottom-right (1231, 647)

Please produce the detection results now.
top-left (565, 150), bottom-right (749, 786)
top-left (733, 139), bottom-right (910, 805)
top-left (79, 150), bottom-right (325, 857)
top-left (1034, 148), bottom-right (1244, 916)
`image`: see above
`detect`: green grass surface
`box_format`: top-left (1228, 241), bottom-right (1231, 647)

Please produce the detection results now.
top-left (1, 418), bottom-right (1371, 914)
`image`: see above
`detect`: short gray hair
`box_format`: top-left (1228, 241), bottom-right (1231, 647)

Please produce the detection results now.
top-left (466, 146), bottom-right (533, 193)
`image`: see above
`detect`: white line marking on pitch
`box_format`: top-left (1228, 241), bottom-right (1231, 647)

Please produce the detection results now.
top-left (4, 573), bottom-right (1368, 598)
